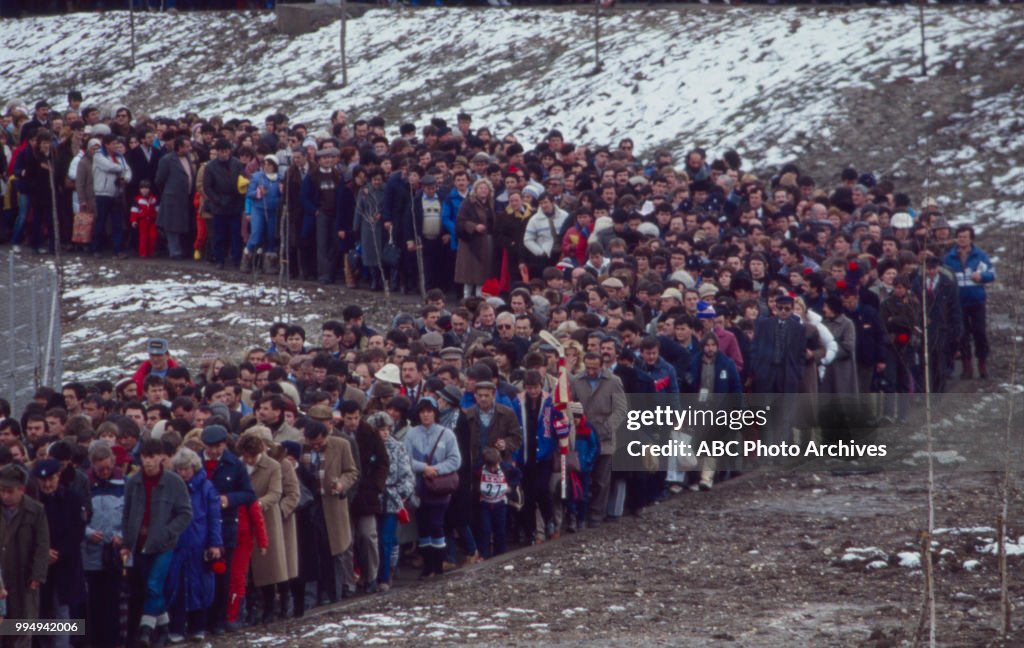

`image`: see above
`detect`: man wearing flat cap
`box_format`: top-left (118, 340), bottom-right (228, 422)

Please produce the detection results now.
top-left (203, 139), bottom-right (246, 269)
top-left (301, 148), bottom-right (342, 285)
top-left (750, 294), bottom-right (807, 444)
top-left (414, 174), bottom-right (445, 292)
top-left (0, 463), bottom-right (50, 648)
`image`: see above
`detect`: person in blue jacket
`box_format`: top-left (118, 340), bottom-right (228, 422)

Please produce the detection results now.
top-left (198, 425), bottom-right (254, 636)
top-left (167, 447), bottom-right (223, 643)
top-left (243, 156), bottom-right (283, 273)
top-left (440, 171), bottom-right (469, 295)
top-left (944, 225), bottom-right (995, 379)
top-left (690, 332), bottom-right (743, 491)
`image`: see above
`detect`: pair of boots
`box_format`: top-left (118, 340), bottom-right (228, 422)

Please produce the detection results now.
top-left (418, 546), bottom-right (445, 579)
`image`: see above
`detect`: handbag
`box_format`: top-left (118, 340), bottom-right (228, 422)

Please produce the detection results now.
top-left (381, 231), bottom-right (401, 267)
top-left (423, 429), bottom-right (459, 496)
top-left (72, 210), bottom-right (94, 244)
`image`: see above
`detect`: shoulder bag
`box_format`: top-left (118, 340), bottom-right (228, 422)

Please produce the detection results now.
top-left (423, 428), bottom-right (459, 496)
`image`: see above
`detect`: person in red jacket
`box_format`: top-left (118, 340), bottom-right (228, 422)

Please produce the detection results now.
top-left (131, 338), bottom-right (180, 393)
top-left (130, 180), bottom-right (159, 258)
top-left (226, 498), bottom-right (268, 629)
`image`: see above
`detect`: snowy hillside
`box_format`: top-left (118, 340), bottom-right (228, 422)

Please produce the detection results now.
top-left (1, 7), bottom-right (1022, 226)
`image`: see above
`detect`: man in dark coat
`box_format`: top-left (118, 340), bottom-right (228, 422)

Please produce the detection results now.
top-left (300, 148), bottom-right (342, 284)
top-left (34, 459), bottom-right (88, 631)
top-left (750, 294), bottom-right (807, 444)
top-left (912, 255), bottom-right (962, 393)
top-left (202, 139), bottom-right (246, 269)
top-left (842, 287), bottom-right (887, 399)
top-left (154, 136), bottom-right (194, 260)
top-left (463, 382), bottom-right (523, 471)
top-left (342, 401), bottom-right (389, 592)
top-left (381, 159), bottom-right (417, 294)
top-left (199, 425), bottom-right (254, 635)
top-left (127, 127), bottom-right (163, 204)
top-left (0, 464), bottom-right (51, 648)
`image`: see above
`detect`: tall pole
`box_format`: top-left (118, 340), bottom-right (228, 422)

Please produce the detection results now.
top-left (921, 267), bottom-right (935, 648)
top-left (130, 0), bottom-right (137, 71)
top-left (917, 0), bottom-right (927, 77)
top-left (593, 0), bottom-right (601, 74)
top-left (340, 0), bottom-right (348, 87)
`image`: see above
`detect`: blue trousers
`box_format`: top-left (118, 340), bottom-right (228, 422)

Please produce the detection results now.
top-left (92, 195), bottom-right (124, 254)
top-left (246, 207), bottom-right (278, 253)
top-left (137, 550), bottom-right (174, 617)
top-left (477, 501), bottom-right (507, 559)
top-left (11, 193), bottom-right (29, 245)
top-left (378, 513), bottom-right (398, 584)
top-left (213, 212), bottom-right (242, 265)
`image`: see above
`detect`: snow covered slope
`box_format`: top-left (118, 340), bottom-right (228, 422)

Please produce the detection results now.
top-left (2, 7), bottom-right (1022, 227)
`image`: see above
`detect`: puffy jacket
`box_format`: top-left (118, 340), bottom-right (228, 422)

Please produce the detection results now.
top-left (440, 187), bottom-right (466, 251)
top-left (92, 149), bottom-right (132, 198)
top-left (514, 393), bottom-right (559, 465)
top-left (82, 467), bottom-right (125, 571)
top-left (523, 205), bottom-right (570, 259)
top-left (166, 470), bottom-right (222, 612)
top-left (944, 244), bottom-right (994, 307)
top-left (245, 170), bottom-right (283, 216)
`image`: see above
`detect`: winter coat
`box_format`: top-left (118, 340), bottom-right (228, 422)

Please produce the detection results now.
top-left (463, 404), bottom-right (522, 470)
top-left (440, 187), bottom-right (467, 251)
top-left (494, 204), bottom-right (533, 273)
top-left (571, 369), bottom-right (628, 456)
top-left (202, 156), bottom-right (245, 216)
top-left (248, 453), bottom-right (288, 587)
top-left (635, 356), bottom-right (680, 394)
top-left (0, 494), bottom-right (50, 619)
top-left (522, 205), bottom-right (570, 260)
top-left (245, 170), bottom-right (283, 220)
top-left (92, 149), bottom-right (131, 198)
top-left (354, 183), bottom-right (386, 269)
top-left (122, 469), bottom-right (193, 555)
top-left (944, 244), bottom-right (995, 307)
top-left (691, 352), bottom-right (743, 398)
top-left (844, 304), bottom-right (886, 367)
top-left (277, 456), bottom-right (301, 580)
top-left (382, 171), bottom-right (415, 244)
top-left (912, 271), bottom-right (962, 351)
top-left (750, 316), bottom-right (807, 394)
top-left (82, 467), bottom-right (125, 572)
top-left (131, 356), bottom-right (181, 394)
top-left (126, 144), bottom-right (162, 199)
top-left (821, 314), bottom-right (858, 394)
top-left (454, 196), bottom-right (496, 286)
top-left (334, 181), bottom-right (358, 252)
top-left (514, 392), bottom-right (559, 466)
top-left (166, 470), bottom-right (222, 613)
top-left (382, 436), bottom-right (416, 514)
top-left (351, 422), bottom-right (390, 517)
top-left (318, 436), bottom-right (360, 556)
top-left (74, 153), bottom-right (96, 213)
top-left (202, 450), bottom-right (255, 549)
top-left (40, 485), bottom-right (88, 607)
top-left (405, 423), bottom-right (461, 504)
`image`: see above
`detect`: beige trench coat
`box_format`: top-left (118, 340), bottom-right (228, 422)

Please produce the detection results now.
top-left (248, 453), bottom-right (288, 587)
top-left (321, 436), bottom-right (360, 556)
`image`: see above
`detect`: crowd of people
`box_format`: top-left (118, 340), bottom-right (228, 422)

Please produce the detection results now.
top-left (0, 94), bottom-right (998, 647)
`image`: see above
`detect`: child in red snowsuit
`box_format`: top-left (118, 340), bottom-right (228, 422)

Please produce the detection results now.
top-left (227, 499), bottom-right (268, 624)
top-left (130, 180), bottom-right (159, 257)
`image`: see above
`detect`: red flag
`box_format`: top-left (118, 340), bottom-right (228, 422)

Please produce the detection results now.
top-left (554, 356), bottom-right (571, 410)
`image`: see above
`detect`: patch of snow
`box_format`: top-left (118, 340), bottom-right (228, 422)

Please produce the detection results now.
top-left (898, 552), bottom-right (922, 569)
top-left (963, 560), bottom-right (981, 571)
top-left (867, 560), bottom-right (888, 570)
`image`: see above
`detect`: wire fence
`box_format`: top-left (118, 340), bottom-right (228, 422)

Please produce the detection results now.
top-left (0, 251), bottom-right (62, 416)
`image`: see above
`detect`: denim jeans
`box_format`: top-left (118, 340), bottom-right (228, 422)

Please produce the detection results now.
top-left (377, 513), bottom-right (398, 584)
top-left (477, 501), bottom-right (507, 559)
top-left (11, 193), bottom-right (29, 245)
top-left (92, 195), bottom-right (124, 254)
top-left (136, 550), bottom-right (174, 617)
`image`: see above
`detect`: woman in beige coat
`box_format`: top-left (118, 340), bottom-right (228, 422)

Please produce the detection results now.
top-left (238, 430), bottom-right (288, 624)
top-left (269, 443), bottom-right (301, 618)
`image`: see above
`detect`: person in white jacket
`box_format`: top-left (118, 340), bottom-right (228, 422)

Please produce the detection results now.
top-left (521, 193), bottom-right (568, 278)
top-left (90, 135), bottom-right (132, 257)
